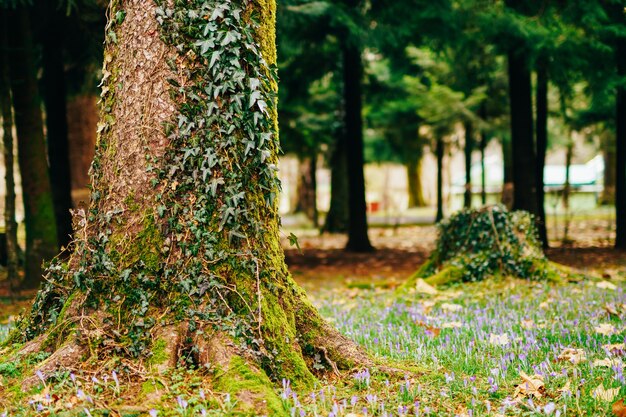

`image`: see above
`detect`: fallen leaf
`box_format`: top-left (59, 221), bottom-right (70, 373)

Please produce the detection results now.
top-left (595, 323), bottom-right (617, 336)
top-left (604, 343), bottom-right (626, 356)
top-left (593, 384), bottom-right (620, 402)
top-left (521, 319), bottom-right (535, 329)
top-left (514, 371), bottom-right (545, 398)
top-left (440, 303), bottom-right (462, 312)
top-left (597, 281), bottom-right (617, 290)
top-left (415, 321), bottom-right (441, 337)
top-left (558, 380), bottom-right (571, 397)
top-left (558, 348), bottom-right (587, 364)
top-left (489, 333), bottom-right (510, 346)
top-left (604, 303), bottom-right (621, 318)
top-left (414, 278), bottom-right (438, 295)
top-left (613, 399), bottom-right (626, 417)
top-left (593, 358), bottom-right (622, 368)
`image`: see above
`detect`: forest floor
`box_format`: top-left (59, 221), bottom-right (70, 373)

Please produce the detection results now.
top-left (1, 221), bottom-right (625, 416)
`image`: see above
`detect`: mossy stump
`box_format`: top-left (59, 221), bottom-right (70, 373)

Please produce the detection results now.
top-left (0, 0), bottom-right (373, 414)
top-left (400, 205), bottom-right (579, 292)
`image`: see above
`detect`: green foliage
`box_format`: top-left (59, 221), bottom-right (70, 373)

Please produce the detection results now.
top-left (421, 205), bottom-right (552, 283)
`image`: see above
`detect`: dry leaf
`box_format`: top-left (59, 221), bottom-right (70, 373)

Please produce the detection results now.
top-left (521, 319), bottom-right (535, 329)
top-left (489, 333), bottom-right (510, 346)
top-left (514, 371), bottom-right (545, 398)
top-left (557, 348), bottom-right (587, 364)
top-left (593, 358), bottom-right (622, 368)
top-left (414, 278), bottom-right (438, 295)
top-left (604, 343), bottom-right (626, 356)
top-left (595, 323), bottom-right (617, 336)
top-left (612, 399), bottom-right (626, 417)
top-left (440, 303), bottom-right (462, 312)
top-left (593, 384), bottom-right (620, 402)
top-left (558, 380), bottom-right (571, 397)
top-left (416, 321), bottom-right (441, 337)
top-left (441, 321), bottom-right (462, 329)
top-left (604, 303), bottom-right (621, 317)
top-left (597, 281), bottom-right (617, 290)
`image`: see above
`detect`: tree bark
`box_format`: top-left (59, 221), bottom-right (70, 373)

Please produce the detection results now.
top-left (0, 12), bottom-right (20, 291)
top-left (406, 155), bottom-right (426, 208)
top-left (323, 131), bottom-right (349, 233)
top-left (66, 95), bottom-right (98, 193)
top-left (40, 3), bottom-right (74, 250)
top-left (6, 8), bottom-right (58, 289)
top-left (601, 133), bottom-right (616, 205)
top-left (436, 136), bottom-right (444, 222)
top-left (342, 41), bottom-right (373, 252)
top-left (535, 58), bottom-right (549, 248)
top-left (507, 46), bottom-right (538, 215)
top-left (463, 121), bottom-right (473, 208)
top-left (5, 1), bottom-right (371, 410)
top-left (616, 28), bottom-right (626, 249)
top-left (480, 131), bottom-right (487, 205)
top-left (295, 154), bottom-right (318, 227)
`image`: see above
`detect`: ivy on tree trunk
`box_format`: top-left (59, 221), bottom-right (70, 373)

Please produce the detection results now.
top-left (3, 1), bottom-right (372, 412)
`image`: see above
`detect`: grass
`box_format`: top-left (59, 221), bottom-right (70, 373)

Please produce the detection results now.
top-left (1, 278), bottom-right (625, 416)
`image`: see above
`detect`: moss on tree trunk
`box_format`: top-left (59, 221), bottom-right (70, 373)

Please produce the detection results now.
top-left (1, 1), bottom-right (371, 413)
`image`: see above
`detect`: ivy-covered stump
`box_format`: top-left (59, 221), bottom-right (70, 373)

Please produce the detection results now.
top-left (400, 205), bottom-right (580, 292)
top-left (0, 0), bottom-right (372, 414)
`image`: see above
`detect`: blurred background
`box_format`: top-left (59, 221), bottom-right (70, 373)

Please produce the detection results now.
top-left (0, 0), bottom-right (625, 291)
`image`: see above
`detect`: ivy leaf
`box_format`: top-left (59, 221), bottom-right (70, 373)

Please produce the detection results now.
top-left (210, 51), bottom-right (221, 68)
top-left (288, 233), bottom-right (302, 254)
top-left (195, 39), bottom-right (214, 55)
top-left (222, 31), bottom-right (238, 46)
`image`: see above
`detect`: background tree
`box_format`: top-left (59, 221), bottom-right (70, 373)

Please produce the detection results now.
top-left (4, 5), bottom-right (58, 288)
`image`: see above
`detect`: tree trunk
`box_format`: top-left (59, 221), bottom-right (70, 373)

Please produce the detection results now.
top-left (295, 154), bottom-right (318, 227)
top-left (480, 131), bottom-right (487, 205)
top-left (501, 133), bottom-right (514, 209)
top-left (535, 58), bottom-right (549, 248)
top-left (406, 155), bottom-right (426, 208)
top-left (507, 46), bottom-right (538, 215)
top-left (5, 1), bottom-right (371, 411)
top-left (323, 132), bottom-right (349, 233)
top-left (616, 26), bottom-right (626, 249)
top-left (0, 13), bottom-right (20, 291)
top-left (436, 136), bottom-right (444, 222)
top-left (463, 121), bottom-right (473, 208)
top-left (66, 95), bottom-right (98, 197)
top-left (342, 41), bottom-right (373, 252)
top-left (601, 133), bottom-right (616, 205)
top-left (40, 4), bottom-right (74, 250)
top-left (6, 8), bottom-right (58, 289)
top-left (562, 140), bottom-right (573, 242)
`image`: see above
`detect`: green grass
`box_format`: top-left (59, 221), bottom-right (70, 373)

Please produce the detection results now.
top-left (2, 278), bottom-right (625, 416)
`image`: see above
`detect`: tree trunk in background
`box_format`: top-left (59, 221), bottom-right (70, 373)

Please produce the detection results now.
top-left (40, 4), bottom-right (74, 250)
top-left (8, 1), bottom-right (369, 408)
top-left (406, 155), bottom-right (426, 208)
top-left (616, 31), bottom-right (626, 249)
top-left (323, 132), bottom-right (349, 233)
top-left (535, 59), bottom-right (549, 247)
top-left (66, 95), bottom-right (98, 199)
top-left (601, 133), bottom-right (616, 205)
top-left (502, 134), bottom-right (513, 184)
top-left (0, 14), bottom-right (20, 291)
top-left (6, 8), bottom-right (58, 289)
top-left (342, 41), bottom-right (373, 252)
top-left (480, 132), bottom-right (487, 205)
top-left (507, 47), bottom-right (538, 215)
top-left (463, 121), bottom-right (473, 208)
top-left (436, 136), bottom-right (444, 222)
top-left (295, 155), bottom-right (318, 227)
